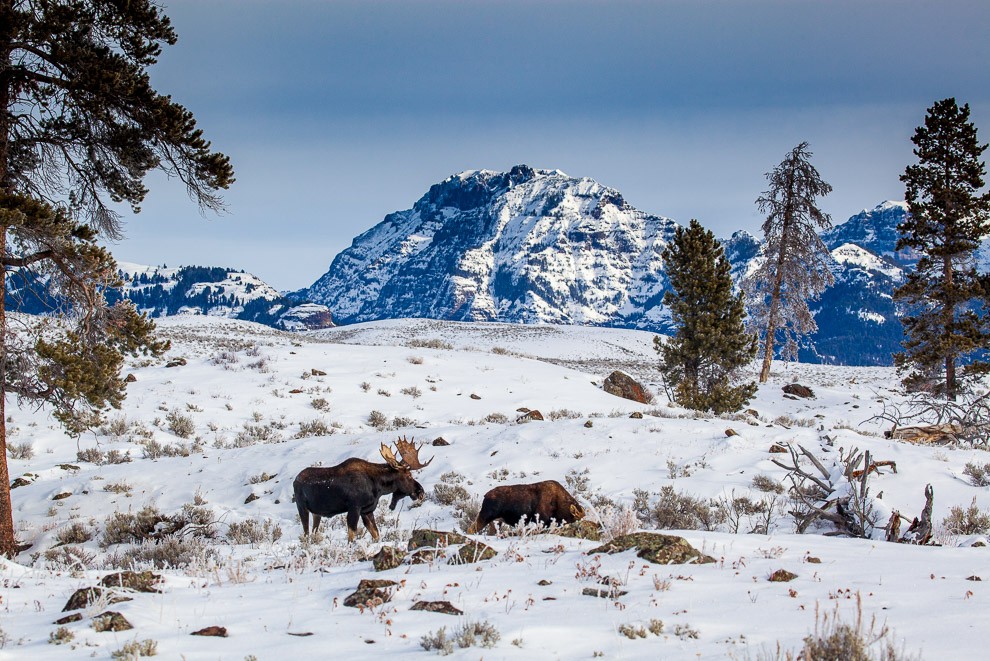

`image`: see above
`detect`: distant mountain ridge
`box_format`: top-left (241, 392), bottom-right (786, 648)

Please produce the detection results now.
top-left (300, 166), bottom-right (931, 365)
top-left (6, 263), bottom-right (334, 331)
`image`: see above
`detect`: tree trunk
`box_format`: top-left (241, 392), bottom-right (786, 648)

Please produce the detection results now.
top-left (0, 8), bottom-right (16, 556)
top-left (758, 240), bottom-right (788, 383)
top-left (943, 253), bottom-right (956, 400)
top-left (0, 225), bottom-right (13, 558)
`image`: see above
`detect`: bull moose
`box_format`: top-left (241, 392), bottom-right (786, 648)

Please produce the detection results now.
top-left (293, 437), bottom-right (433, 542)
top-left (467, 480), bottom-right (585, 534)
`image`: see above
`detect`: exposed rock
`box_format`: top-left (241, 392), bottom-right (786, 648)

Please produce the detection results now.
top-left (516, 409), bottom-right (544, 423)
top-left (408, 529), bottom-right (468, 551)
top-left (192, 626), bottom-right (228, 637)
top-left (52, 492), bottom-right (71, 500)
top-left (450, 540), bottom-right (497, 564)
top-left (244, 493), bottom-right (260, 504)
top-left (125, 373), bottom-right (137, 383)
top-left (58, 464), bottom-right (80, 471)
top-left (629, 411), bottom-right (643, 419)
top-left (101, 570), bottom-right (162, 593)
top-left (432, 437), bottom-right (450, 446)
top-left (538, 579), bottom-right (553, 586)
top-left (553, 520), bottom-right (603, 541)
top-left (372, 546), bottom-right (407, 572)
top-left (588, 533), bottom-right (716, 565)
top-left (584, 420), bottom-right (593, 428)
top-left (10, 476), bottom-right (34, 489)
top-left (165, 358), bottom-right (187, 368)
top-left (311, 369), bottom-right (327, 376)
top-left (410, 601), bottom-right (463, 616)
top-left (782, 383), bottom-right (814, 398)
top-left (63, 587), bottom-right (132, 612)
top-left (603, 371), bottom-right (652, 404)
top-left (92, 611), bottom-right (133, 632)
top-left (582, 587), bottom-right (628, 599)
top-left (768, 569), bottom-right (798, 582)
top-left (769, 443), bottom-right (788, 453)
top-left (966, 575), bottom-right (982, 581)
top-left (343, 579), bottom-right (398, 608)
top-left (470, 393), bottom-right (481, 400)
top-left (725, 428), bottom-right (739, 437)
top-left (289, 388), bottom-right (304, 394)
top-left (54, 613), bottom-right (83, 625)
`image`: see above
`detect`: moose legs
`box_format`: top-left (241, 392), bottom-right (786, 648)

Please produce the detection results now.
top-left (344, 509), bottom-right (381, 543)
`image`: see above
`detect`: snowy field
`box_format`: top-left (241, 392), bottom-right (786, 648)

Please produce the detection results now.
top-left (2, 316), bottom-right (989, 659)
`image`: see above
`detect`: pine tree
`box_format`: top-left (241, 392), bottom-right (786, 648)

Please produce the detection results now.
top-left (744, 142), bottom-right (834, 383)
top-left (0, 1), bottom-right (233, 556)
top-left (655, 219), bottom-right (757, 414)
top-left (895, 98), bottom-right (990, 398)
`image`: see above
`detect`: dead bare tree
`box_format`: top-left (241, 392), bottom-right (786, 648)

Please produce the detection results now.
top-left (884, 485), bottom-right (935, 545)
top-left (772, 443), bottom-right (894, 538)
top-left (872, 389), bottom-right (990, 447)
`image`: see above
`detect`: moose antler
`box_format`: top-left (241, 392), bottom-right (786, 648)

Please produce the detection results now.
top-left (395, 435), bottom-right (434, 470)
top-left (380, 443), bottom-right (404, 469)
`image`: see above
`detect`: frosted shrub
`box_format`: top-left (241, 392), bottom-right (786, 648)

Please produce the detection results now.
top-left (166, 410), bottom-right (195, 438)
top-left (963, 462), bottom-right (990, 487)
top-left (942, 497), bottom-right (990, 535)
top-left (226, 518), bottom-right (283, 545)
top-left (6, 441), bottom-right (33, 460)
top-left (295, 419), bottom-right (333, 438)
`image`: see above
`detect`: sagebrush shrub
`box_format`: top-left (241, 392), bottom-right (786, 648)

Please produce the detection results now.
top-left (963, 462), bottom-right (990, 487)
top-left (942, 497), bottom-right (990, 535)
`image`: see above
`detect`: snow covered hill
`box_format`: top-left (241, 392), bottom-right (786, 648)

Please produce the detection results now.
top-left (6, 262), bottom-right (335, 331)
top-left (3, 317), bottom-right (989, 659)
top-left (299, 167), bottom-right (928, 366)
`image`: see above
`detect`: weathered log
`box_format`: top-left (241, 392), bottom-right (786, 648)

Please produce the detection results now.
top-left (887, 424), bottom-right (962, 445)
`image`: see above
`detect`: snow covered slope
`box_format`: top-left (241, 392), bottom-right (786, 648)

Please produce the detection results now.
top-left (3, 317), bottom-right (988, 659)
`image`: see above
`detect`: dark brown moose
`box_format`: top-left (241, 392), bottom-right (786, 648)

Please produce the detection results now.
top-left (467, 480), bottom-right (584, 534)
top-left (293, 437), bottom-right (433, 542)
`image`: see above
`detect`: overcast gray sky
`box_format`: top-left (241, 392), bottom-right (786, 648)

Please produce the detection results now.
top-left (115, 0), bottom-right (990, 291)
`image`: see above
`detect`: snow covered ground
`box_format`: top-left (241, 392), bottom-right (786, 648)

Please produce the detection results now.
top-left (2, 316), bottom-right (988, 659)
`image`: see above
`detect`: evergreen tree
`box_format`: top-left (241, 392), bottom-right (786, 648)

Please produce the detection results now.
top-left (894, 98), bottom-right (990, 398)
top-left (0, 1), bottom-right (233, 556)
top-left (744, 142), bottom-right (834, 383)
top-left (655, 219), bottom-right (757, 414)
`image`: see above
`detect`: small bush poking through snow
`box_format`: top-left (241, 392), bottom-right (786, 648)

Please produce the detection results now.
top-left (110, 639), bottom-right (158, 659)
top-left (407, 338), bottom-right (453, 350)
top-left (942, 497), bottom-right (990, 536)
top-left (48, 627), bottom-right (74, 645)
top-left (55, 522), bottom-right (93, 545)
top-left (226, 518), bottom-right (283, 545)
top-left (367, 410), bottom-right (388, 430)
top-left (6, 441), bottom-right (33, 460)
top-left (633, 486), bottom-right (724, 531)
top-left (166, 410), bottom-right (195, 438)
top-left (963, 462), bottom-right (990, 487)
top-left (295, 419), bottom-right (334, 438)
top-left (751, 474), bottom-right (786, 494)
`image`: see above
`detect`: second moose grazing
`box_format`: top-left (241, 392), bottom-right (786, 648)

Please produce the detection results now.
top-left (293, 437), bottom-right (432, 542)
top-left (468, 480), bottom-right (585, 534)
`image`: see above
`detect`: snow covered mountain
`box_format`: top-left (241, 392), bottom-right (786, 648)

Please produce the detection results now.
top-left (301, 166), bottom-right (921, 365)
top-left (109, 264), bottom-right (334, 330)
top-left (303, 165), bottom-right (679, 329)
top-left (6, 263), bottom-right (334, 331)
